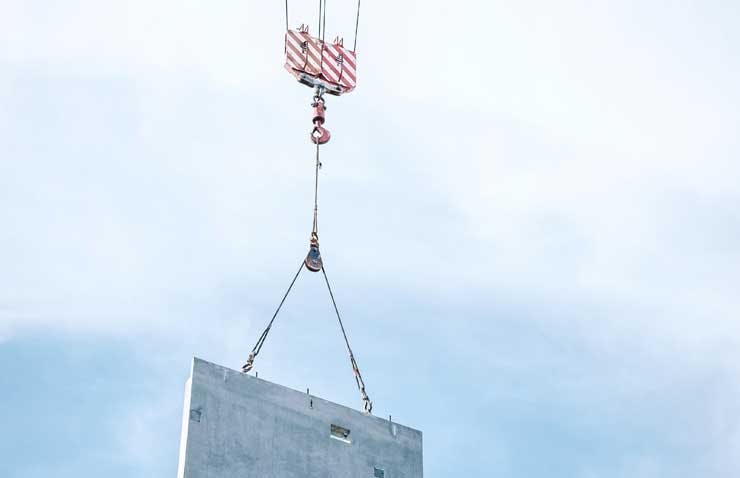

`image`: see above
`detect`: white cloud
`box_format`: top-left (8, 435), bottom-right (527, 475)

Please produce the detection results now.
top-left (1, 0), bottom-right (738, 346)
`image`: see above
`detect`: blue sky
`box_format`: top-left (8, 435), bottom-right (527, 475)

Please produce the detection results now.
top-left (2, 1), bottom-right (740, 477)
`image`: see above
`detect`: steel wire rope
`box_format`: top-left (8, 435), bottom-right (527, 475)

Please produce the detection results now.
top-left (322, 0), bottom-right (327, 43)
top-left (318, 0), bottom-right (327, 70)
top-left (353, 0), bottom-right (361, 52)
top-left (317, 0), bottom-right (323, 38)
top-left (241, 260), bottom-right (305, 373)
top-left (312, 141), bottom-right (321, 235)
top-left (320, 264), bottom-right (373, 414)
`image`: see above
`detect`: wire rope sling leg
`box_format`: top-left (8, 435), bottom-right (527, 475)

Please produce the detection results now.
top-left (241, 260), bottom-right (305, 374)
top-left (321, 264), bottom-right (373, 414)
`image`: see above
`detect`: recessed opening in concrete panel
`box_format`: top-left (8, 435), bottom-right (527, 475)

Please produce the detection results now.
top-left (177, 357), bottom-right (424, 478)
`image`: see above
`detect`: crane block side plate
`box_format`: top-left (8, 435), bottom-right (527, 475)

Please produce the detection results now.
top-left (321, 42), bottom-right (356, 93)
top-left (285, 30), bottom-right (322, 76)
top-left (284, 29), bottom-right (357, 96)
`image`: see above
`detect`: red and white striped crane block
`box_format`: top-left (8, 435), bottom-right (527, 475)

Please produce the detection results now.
top-left (284, 26), bottom-right (357, 96)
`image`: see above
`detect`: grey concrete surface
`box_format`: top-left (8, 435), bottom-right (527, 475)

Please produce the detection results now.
top-left (177, 357), bottom-right (423, 478)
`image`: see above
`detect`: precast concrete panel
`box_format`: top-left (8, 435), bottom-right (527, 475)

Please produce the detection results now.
top-left (177, 357), bottom-right (423, 478)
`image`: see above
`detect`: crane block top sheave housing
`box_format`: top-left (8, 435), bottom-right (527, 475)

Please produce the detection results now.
top-left (285, 25), bottom-right (357, 96)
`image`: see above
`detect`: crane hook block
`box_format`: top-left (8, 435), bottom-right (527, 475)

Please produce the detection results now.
top-left (285, 28), bottom-right (357, 96)
top-left (304, 233), bottom-right (323, 272)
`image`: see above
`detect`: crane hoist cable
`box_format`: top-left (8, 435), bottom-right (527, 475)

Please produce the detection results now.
top-left (318, 0), bottom-right (326, 42)
top-left (353, 0), bottom-right (361, 51)
top-left (284, 0), bottom-right (361, 52)
top-left (285, 0), bottom-right (289, 32)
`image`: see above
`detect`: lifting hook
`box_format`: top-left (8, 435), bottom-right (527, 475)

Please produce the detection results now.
top-left (310, 94), bottom-right (331, 145)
